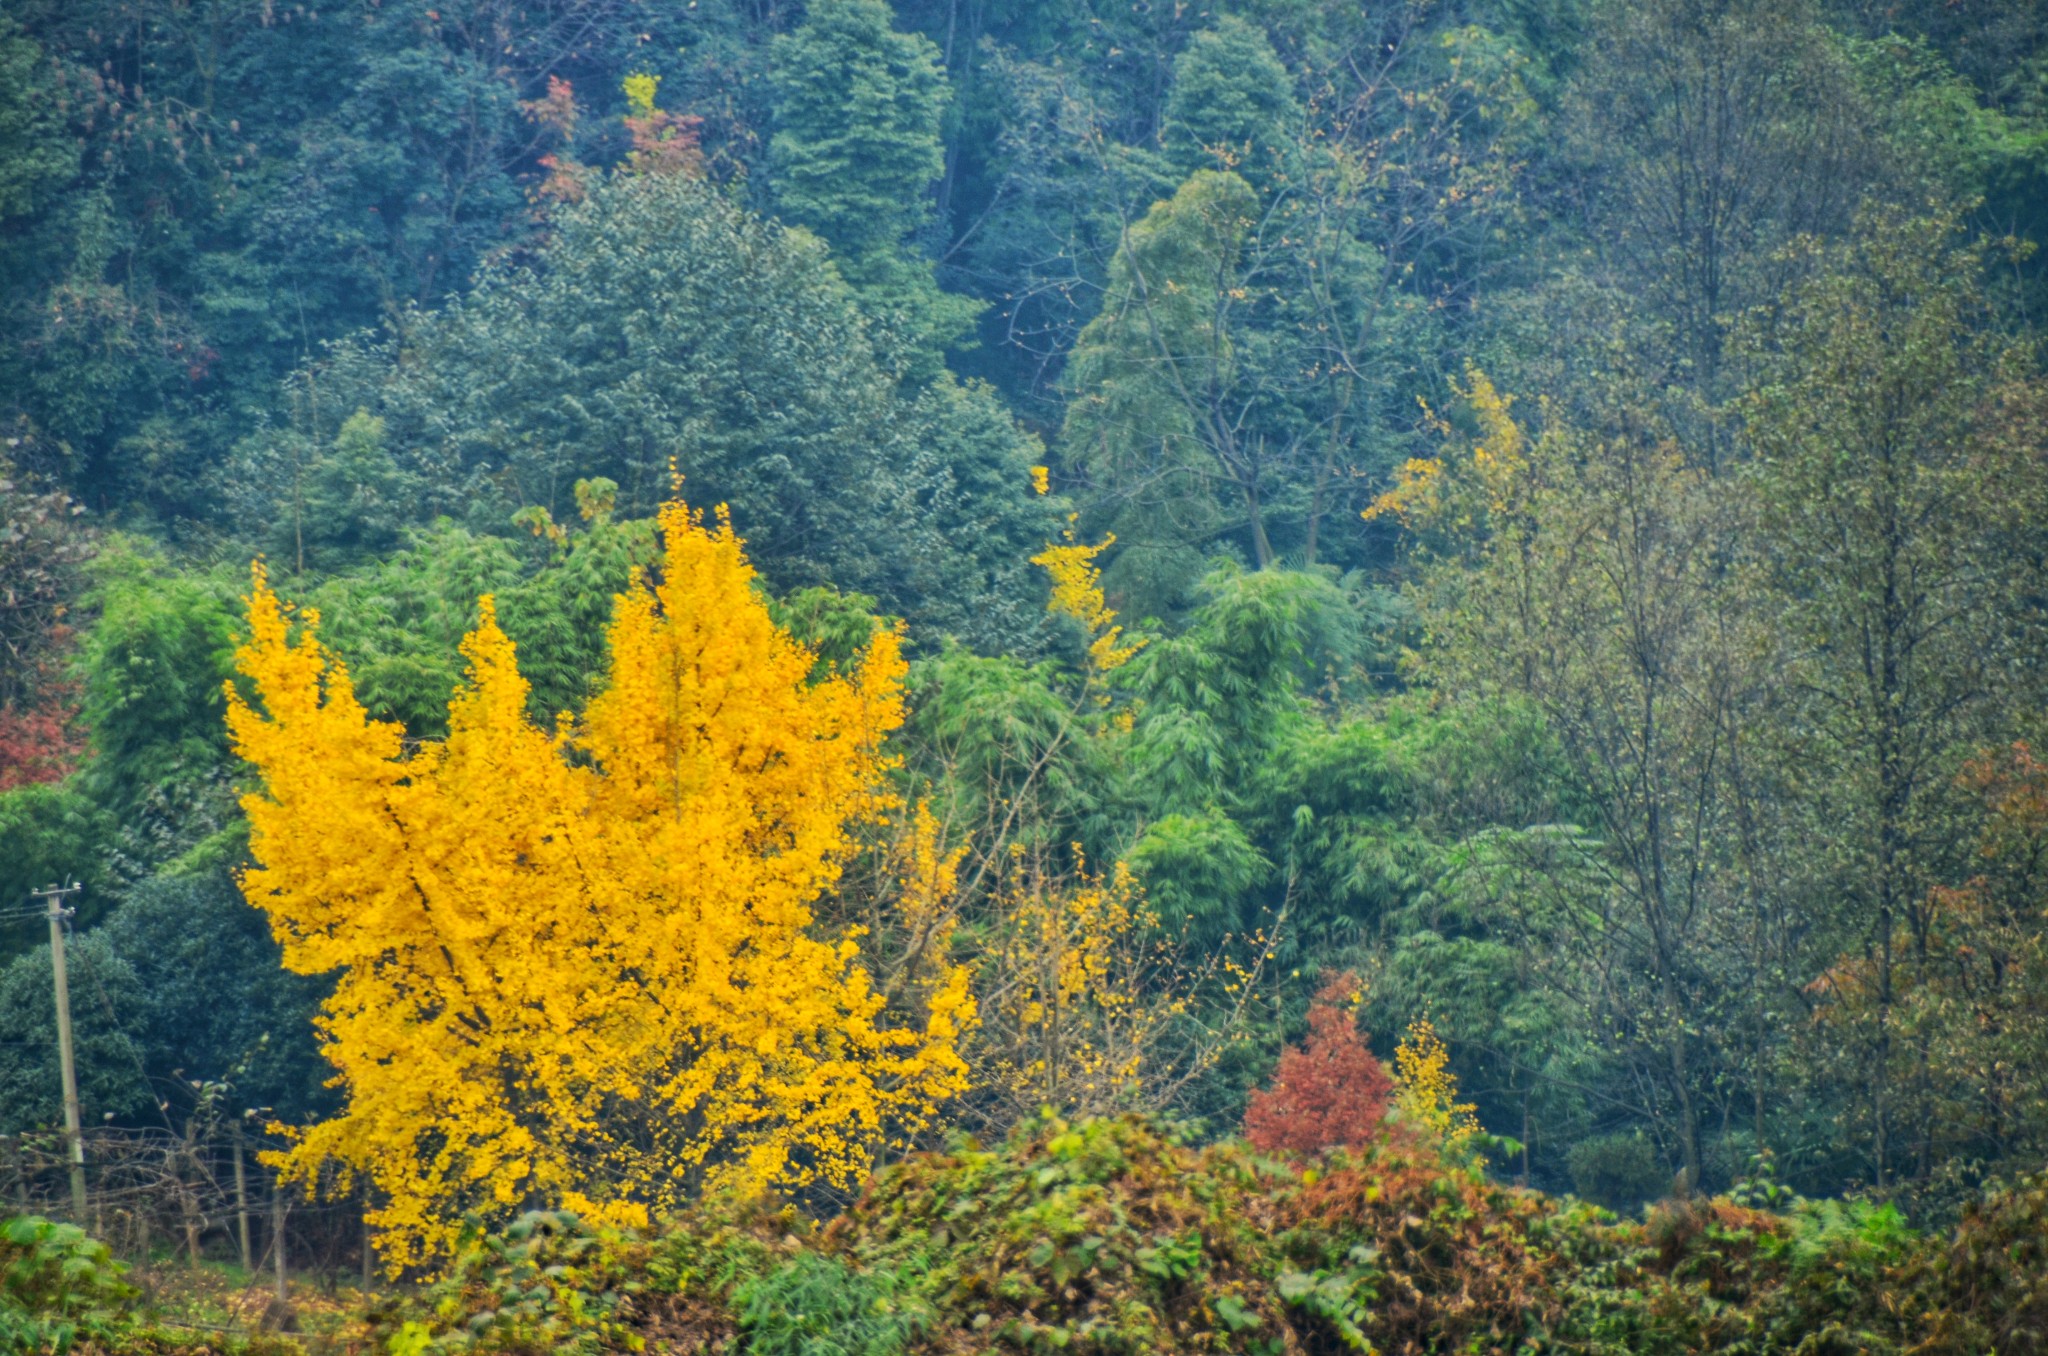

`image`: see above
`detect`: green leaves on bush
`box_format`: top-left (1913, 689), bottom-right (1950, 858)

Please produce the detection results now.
top-left (0, 1215), bottom-right (134, 1356)
top-left (735, 1253), bottom-right (932, 1356)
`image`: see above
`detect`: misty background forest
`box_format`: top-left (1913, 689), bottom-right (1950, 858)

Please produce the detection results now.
top-left (4, 0), bottom-right (2048, 1351)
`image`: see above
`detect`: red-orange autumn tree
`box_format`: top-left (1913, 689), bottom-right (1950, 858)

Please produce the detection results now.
top-left (0, 700), bottom-right (82, 791)
top-left (0, 459), bottom-right (90, 790)
top-left (1244, 971), bottom-right (1393, 1154)
top-left (227, 497), bottom-right (971, 1269)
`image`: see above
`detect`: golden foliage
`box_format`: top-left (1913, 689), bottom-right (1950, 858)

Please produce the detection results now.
top-left (1363, 368), bottom-right (1526, 527)
top-left (226, 499), bottom-right (970, 1269)
top-left (1031, 519), bottom-right (1143, 673)
top-left (621, 73), bottom-right (659, 119)
top-left (1393, 1019), bottom-right (1480, 1145)
top-left (894, 801), bottom-right (967, 947)
top-left (1362, 455), bottom-right (1446, 524)
top-left (975, 849), bottom-right (1182, 1121)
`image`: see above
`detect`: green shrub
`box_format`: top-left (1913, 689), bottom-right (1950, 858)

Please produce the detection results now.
top-left (1275, 1130), bottom-right (1565, 1353)
top-left (1533, 1190), bottom-right (1922, 1354)
top-left (735, 1252), bottom-right (931, 1356)
top-left (339, 1122), bottom-right (2048, 1356)
top-left (836, 1115), bottom-right (1286, 1354)
top-left (385, 1195), bottom-right (807, 1356)
top-left (0, 1214), bottom-right (136, 1356)
top-left (1892, 1169), bottom-right (2048, 1355)
top-left (388, 1210), bottom-right (649, 1356)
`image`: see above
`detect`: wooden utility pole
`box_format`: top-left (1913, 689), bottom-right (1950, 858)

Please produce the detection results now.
top-left (233, 1129), bottom-right (253, 1272)
top-left (32, 881), bottom-right (86, 1221)
top-left (272, 1177), bottom-right (288, 1303)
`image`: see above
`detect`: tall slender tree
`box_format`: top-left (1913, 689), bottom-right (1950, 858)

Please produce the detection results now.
top-left (1740, 209), bottom-right (2048, 1186)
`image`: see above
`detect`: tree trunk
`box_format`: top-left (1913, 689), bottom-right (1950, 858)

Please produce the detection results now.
top-left (1243, 482), bottom-right (1275, 569)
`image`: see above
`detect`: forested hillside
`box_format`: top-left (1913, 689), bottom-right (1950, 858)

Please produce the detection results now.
top-left (4, 0), bottom-right (2048, 1342)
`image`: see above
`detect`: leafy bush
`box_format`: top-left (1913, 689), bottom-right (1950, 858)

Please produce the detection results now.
top-left (1892, 1169), bottom-right (2048, 1355)
top-left (1566, 1134), bottom-right (1668, 1215)
top-left (1275, 1132), bottom-right (1564, 1354)
top-left (384, 1195), bottom-right (806, 1356)
top-left (387, 1210), bottom-right (650, 1356)
top-left (836, 1115), bottom-right (1286, 1354)
top-left (260, 1124), bottom-right (2048, 1356)
top-left (0, 1214), bottom-right (135, 1355)
top-left (1534, 1188), bottom-right (1922, 1354)
top-left (734, 1253), bottom-right (931, 1356)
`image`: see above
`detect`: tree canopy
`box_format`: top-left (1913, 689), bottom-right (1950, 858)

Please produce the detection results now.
top-left (3, 0), bottom-right (2048, 1290)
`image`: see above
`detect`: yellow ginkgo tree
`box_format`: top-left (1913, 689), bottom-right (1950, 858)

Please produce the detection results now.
top-left (226, 499), bottom-right (972, 1269)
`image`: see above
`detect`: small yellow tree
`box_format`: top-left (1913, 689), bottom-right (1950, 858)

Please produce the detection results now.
top-left (983, 850), bottom-right (1171, 1118)
top-left (1362, 367), bottom-right (1527, 532)
top-left (957, 844), bottom-right (1274, 1135)
top-left (1394, 1019), bottom-right (1481, 1148)
top-left (227, 499), bottom-right (971, 1268)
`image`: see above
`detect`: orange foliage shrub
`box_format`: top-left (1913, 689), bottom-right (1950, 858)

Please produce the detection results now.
top-left (1243, 971), bottom-right (1392, 1154)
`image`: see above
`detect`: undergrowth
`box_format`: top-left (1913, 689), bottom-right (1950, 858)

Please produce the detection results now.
top-left (9, 1125), bottom-right (2047, 1355)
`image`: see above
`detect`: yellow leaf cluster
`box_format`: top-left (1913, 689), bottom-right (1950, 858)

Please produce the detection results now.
top-left (1363, 367), bottom-right (1526, 527)
top-left (226, 499), bottom-right (971, 1270)
top-left (1360, 455), bottom-right (1445, 524)
top-left (1031, 520), bottom-right (1143, 673)
top-left (622, 72), bottom-right (660, 119)
top-left (984, 851), bottom-right (1176, 1114)
top-left (895, 800), bottom-right (967, 952)
top-left (1393, 1018), bottom-right (1480, 1144)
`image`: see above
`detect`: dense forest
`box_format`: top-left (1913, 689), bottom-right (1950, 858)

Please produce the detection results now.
top-left (4, 0), bottom-right (2048, 1348)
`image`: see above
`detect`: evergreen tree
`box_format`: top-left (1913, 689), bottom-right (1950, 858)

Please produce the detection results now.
top-left (1162, 16), bottom-right (1298, 191)
top-left (768, 0), bottom-right (981, 380)
top-left (286, 172), bottom-right (1050, 653)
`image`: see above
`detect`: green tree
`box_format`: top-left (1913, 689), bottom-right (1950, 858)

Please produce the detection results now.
top-left (768, 0), bottom-right (981, 380)
top-left (0, 17), bottom-right (71, 223)
top-left (1532, 0), bottom-right (1994, 465)
top-left (0, 786), bottom-right (112, 943)
top-left (0, 868), bottom-right (329, 1132)
top-left (1062, 168), bottom-right (1270, 595)
top-left (0, 931), bottom-right (152, 1129)
top-left (0, 0), bottom-right (701, 519)
top-left (291, 171), bottom-right (1050, 652)
top-left (1161, 15), bottom-right (1298, 191)
top-left (1392, 375), bottom-right (1774, 1188)
top-left (70, 545), bottom-right (243, 888)
top-left (277, 409), bottom-right (413, 574)
top-left (1062, 12), bottom-right (1527, 613)
top-left (1739, 209), bottom-right (2048, 1187)
top-left (97, 869), bottom-right (331, 1125)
